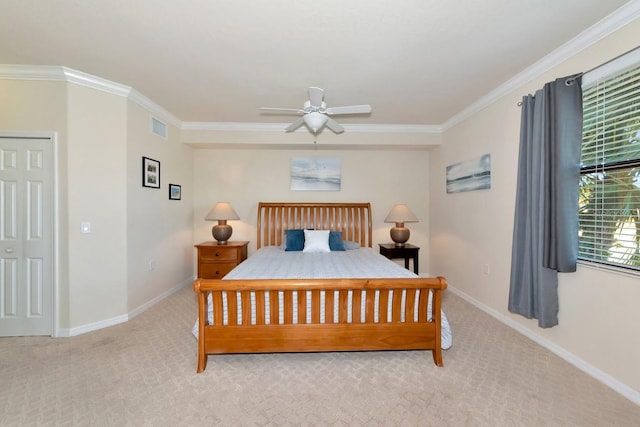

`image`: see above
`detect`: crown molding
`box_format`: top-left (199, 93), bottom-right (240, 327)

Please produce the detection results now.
top-left (0, 64), bottom-right (180, 128)
top-left (61, 67), bottom-right (131, 97)
top-left (0, 64), bottom-right (132, 98)
top-left (181, 121), bottom-right (442, 134)
top-left (442, 1), bottom-right (640, 130)
top-left (342, 123), bottom-right (442, 133)
top-left (128, 89), bottom-right (181, 128)
top-left (181, 122), bottom-right (290, 132)
top-left (0, 64), bottom-right (67, 81)
top-left (0, 64), bottom-right (132, 97)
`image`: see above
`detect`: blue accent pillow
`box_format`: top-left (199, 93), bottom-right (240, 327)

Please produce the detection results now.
top-left (284, 229), bottom-right (305, 251)
top-left (329, 231), bottom-right (345, 251)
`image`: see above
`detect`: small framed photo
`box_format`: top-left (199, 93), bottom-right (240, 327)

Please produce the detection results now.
top-left (142, 157), bottom-right (160, 188)
top-left (169, 184), bottom-right (181, 200)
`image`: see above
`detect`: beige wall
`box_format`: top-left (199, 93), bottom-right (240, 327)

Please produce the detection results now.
top-left (191, 146), bottom-right (433, 272)
top-left (126, 103), bottom-right (194, 313)
top-left (67, 84), bottom-right (128, 326)
top-left (0, 78), bottom-right (195, 333)
top-left (430, 19), bottom-right (640, 397)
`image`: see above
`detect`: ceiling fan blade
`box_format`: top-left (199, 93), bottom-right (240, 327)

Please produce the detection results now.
top-left (325, 117), bottom-right (345, 134)
top-left (285, 117), bottom-right (305, 132)
top-left (308, 87), bottom-right (324, 107)
top-left (325, 104), bottom-right (372, 115)
top-left (260, 107), bottom-right (304, 115)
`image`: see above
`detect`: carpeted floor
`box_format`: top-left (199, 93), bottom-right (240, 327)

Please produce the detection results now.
top-left (1, 285), bottom-right (639, 426)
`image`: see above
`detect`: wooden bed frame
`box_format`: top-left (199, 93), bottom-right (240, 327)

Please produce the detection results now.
top-left (193, 202), bottom-right (447, 373)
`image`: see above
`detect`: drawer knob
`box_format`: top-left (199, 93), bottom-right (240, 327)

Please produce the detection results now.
top-left (215, 252), bottom-right (220, 257)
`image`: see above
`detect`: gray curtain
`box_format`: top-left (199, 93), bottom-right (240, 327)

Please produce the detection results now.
top-left (509, 74), bottom-right (583, 328)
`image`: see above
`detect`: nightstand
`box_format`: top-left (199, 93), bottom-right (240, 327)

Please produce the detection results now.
top-left (379, 243), bottom-right (419, 274)
top-left (195, 241), bottom-right (248, 279)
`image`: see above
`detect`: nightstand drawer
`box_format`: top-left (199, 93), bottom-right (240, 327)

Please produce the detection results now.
top-left (199, 247), bottom-right (238, 262)
top-left (195, 241), bottom-right (249, 279)
top-left (199, 263), bottom-right (237, 279)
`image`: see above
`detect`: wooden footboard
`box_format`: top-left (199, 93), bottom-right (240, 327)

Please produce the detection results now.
top-left (193, 276), bottom-right (447, 373)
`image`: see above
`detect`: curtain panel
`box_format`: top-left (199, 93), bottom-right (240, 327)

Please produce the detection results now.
top-left (508, 75), bottom-right (583, 328)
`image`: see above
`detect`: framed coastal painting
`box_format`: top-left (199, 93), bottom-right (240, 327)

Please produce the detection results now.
top-left (142, 156), bottom-right (160, 188)
top-left (446, 154), bottom-right (491, 193)
top-left (169, 184), bottom-right (181, 200)
top-left (291, 157), bottom-right (341, 191)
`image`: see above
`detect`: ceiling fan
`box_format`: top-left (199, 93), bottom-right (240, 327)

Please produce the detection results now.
top-left (260, 87), bottom-right (372, 134)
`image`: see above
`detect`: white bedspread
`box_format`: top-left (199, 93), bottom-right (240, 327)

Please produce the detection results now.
top-left (193, 246), bottom-right (452, 349)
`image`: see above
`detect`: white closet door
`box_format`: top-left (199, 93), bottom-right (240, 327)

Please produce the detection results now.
top-left (0, 137), bottom-right (53, 336)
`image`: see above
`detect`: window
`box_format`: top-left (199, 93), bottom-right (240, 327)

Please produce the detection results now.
top-left (579, 59), bottom-right (640, 271)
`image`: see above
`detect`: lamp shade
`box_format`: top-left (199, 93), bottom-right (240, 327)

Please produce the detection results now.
top-left (205, 202), bottom-right (239, 221)
top-left (384, 204), bottom-right (418, 247)
top-left (384, 204), bottom-right (418, 223)
top-left (303, 112), bottom-right (329, 133)
top-left (205, 202), bottom-right (239, 244)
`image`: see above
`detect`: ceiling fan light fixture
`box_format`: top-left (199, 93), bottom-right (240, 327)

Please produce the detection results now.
top-left (260, 86), bottom-right (372, 135)
top-left (303, 112), bottom-right (328, 132)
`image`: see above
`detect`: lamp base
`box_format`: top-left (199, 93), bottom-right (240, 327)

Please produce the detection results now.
top-left (212, 220), bottom-right (232, 244)
top-left (390, 222), bottom-right (410, 247)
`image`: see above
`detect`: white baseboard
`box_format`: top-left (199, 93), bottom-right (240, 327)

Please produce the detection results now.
top-left (56, 278), bottom-right (192, 338)
top-left (56, 313), bottom-right (129, 337)
top-left (446, 285), bottom-right (640, 406)
top-left (127, 277), bottom-right (193, 320)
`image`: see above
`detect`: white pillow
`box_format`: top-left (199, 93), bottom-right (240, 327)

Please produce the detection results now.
top-left (303, 230), bottom-right (331, 253)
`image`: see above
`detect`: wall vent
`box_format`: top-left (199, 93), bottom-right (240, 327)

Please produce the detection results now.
top-left (151, 117), bottom-right (167, 139)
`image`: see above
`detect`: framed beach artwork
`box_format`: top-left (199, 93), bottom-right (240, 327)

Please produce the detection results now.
top-left (446, 154), bottom-right (491, 193)
top-left (291, 157), bottom-right (341, 191)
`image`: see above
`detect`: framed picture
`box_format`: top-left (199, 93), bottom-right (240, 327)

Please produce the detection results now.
top-left (446, 154), bottom-right (491, 193)
top-left (290, 157), bottom-right (341, 191)
top-left (142, 156), bottom-right (160, 188)
top-left (169, 184), bottom-right (181, 200)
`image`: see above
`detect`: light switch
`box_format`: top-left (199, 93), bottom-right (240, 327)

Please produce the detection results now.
top-left (81, 222), bottom-right (91, 234)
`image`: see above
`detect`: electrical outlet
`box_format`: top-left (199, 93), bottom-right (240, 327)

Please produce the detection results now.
top-left (149, 260), bottom-right (156, 271)
top-left (484, 264), bottom-right (490, 275)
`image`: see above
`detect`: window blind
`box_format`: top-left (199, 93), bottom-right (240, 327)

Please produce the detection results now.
top-left (579, 64), bottom-right (640, 270)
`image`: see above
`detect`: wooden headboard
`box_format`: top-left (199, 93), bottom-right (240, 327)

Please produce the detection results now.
top-left (257, 202), bottom-right (373, 249)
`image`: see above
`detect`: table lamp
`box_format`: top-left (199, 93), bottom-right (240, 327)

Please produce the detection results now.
top-left (205, 202), bottom-right (239, 244)
top-left (384, 204), bottom-right (418, 247)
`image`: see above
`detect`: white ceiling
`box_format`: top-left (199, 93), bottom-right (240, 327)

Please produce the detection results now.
top-left (0, 0), bottom-right (634, 129)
